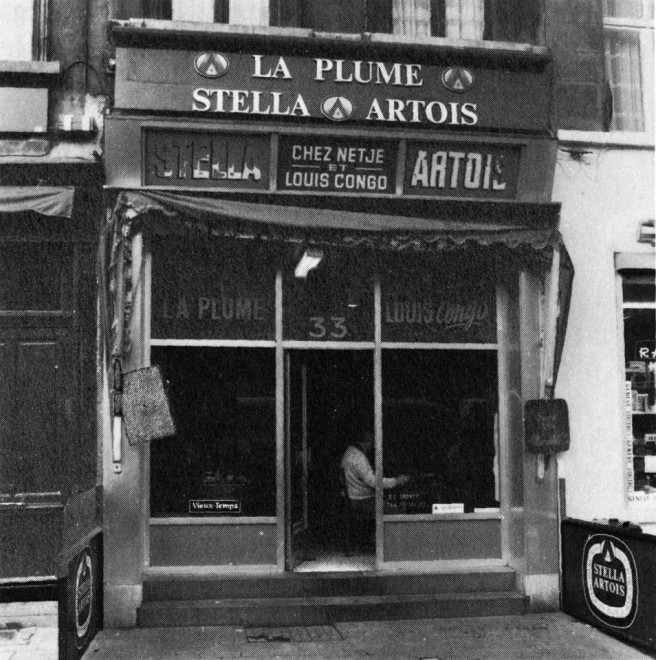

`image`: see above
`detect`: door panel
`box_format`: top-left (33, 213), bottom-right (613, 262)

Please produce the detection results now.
top-left (285, 352), bottom-right (309, 570)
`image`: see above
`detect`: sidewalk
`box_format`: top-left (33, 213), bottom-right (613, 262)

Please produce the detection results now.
top-left (0, 602), bottom-right (57, 660)
top-left (83, 614), bottom-right (656, 660)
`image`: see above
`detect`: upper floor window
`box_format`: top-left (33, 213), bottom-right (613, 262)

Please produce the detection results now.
top-left (116, 0), bottom-right (542, 44)
top-left (0, 0), bottom-right (47, 61)
top-left (603, 0), bottom-right (654, 132)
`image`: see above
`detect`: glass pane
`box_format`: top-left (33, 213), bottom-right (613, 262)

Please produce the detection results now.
top-left (172, 0), bottom-right (214, 21)
top-left (283, 250), bottom-right (374, 342)
top-left (0, 0), bottom-right (33, 60)
top-left (623, 290), bottom-right (656, 497)
top-left (623, 271), bottom-right (656, 303)
top-left (604, 0), bottom-right (647, 20)
top-left (381, 256), bottom-right (496, 344)
top-left (605, 28), bottom-right (645, 131)
top-left (382, 349), bottom-right (498, 514)
top-left (150, 347), bottom-right (276, 517)
top-left (0, 243), bottom-right (65, 311)
top-left (151, 239), bottom-right (275, 341)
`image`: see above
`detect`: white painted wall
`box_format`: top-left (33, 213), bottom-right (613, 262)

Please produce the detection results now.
top-left (553, 138), bottom-right (655, 524)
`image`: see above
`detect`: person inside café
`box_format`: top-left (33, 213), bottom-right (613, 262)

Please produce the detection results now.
top-left (340, 430), bottom-right (410, 518)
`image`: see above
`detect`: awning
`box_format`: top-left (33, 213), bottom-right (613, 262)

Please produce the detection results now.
top-left (0, 187), bottom-right (75, 218)
top-left (103, 189), bottom-right (573, 386)
top-left (111, 190), bottom-right (563, 253)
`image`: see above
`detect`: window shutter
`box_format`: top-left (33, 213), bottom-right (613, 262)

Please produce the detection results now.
top-left (215, 0), bottom-right (229, 22)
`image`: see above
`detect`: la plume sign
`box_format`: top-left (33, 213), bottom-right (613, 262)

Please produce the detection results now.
top-left (115, 48), bottom-right (550, 132)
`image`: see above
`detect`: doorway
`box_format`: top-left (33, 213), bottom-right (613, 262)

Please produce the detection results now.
top-left (286, 349), bottom-right (374, 572)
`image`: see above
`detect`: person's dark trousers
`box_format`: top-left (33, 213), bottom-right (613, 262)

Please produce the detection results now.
top-left (350, 497), bottom-right (375, 550)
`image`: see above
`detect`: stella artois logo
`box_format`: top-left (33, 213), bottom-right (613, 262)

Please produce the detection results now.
top-left (441, 67), bottom-right (475, 92)
top-left (194, 52), bottom-right (230, 78)
top-left (320, 96), bottom-right (354, 121)
top-left (74, 548), bottom-right (94, 647)
top-left (583, 534), bottom-right (638, 629)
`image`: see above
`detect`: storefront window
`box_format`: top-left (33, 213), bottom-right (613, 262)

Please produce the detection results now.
top-left (623, 270), bottom-right (656, 503)
top-left (382, 350), bottom-right (498, 514)
top-left (283, 250), bottom-right (374, 342)
top-left (150, 347), bottom-right (276, 517)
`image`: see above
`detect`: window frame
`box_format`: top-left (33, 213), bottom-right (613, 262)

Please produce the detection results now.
top-left (0, 0), bottom-right (48, 62)
top-left (615, 253), bottom-right (656, 509)
top-left (603, 0), bottom-right (655, 134)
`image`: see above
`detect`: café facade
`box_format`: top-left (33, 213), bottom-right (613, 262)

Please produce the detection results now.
top-left (102, 20), bottom-right (573, 626)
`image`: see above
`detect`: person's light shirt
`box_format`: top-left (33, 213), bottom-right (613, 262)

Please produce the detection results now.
top-left (341, 445), bottom-right (399, 501)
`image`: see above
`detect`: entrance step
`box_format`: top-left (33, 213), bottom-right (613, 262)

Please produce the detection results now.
top-left (138, 569), bottom-right (528, 627)
top-left (143, 567), bottom-right (517, 601)
top-left (137, 591), bottom-right (528, 627)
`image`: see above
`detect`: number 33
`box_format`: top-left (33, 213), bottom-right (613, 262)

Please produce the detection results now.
top-left (309, 316), bottom-right (347, 339)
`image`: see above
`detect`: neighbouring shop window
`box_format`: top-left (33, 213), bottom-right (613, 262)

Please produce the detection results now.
top-left (150, 347), bottom-right (276, 517)
top-left (0, 243), bottom-right (66, 311)
top-left (622, 270), bottom-right (656, 503)
top-left (603, 0), bottom-right (654, 132)
top-left (382, 350), bottom-right (499, 514)
top-left (0, 0), bottom-right (47, 60)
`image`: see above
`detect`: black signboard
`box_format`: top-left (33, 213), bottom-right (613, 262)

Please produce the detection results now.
top-left (277, 135), bottom-right (398, 194)
top-left (58, 534), bottom-right (102, 660)
top-left (381, 270), bottom-right (496, 344)
top-left (189, 499), bottom-right (241, 514)
top-left (562, 518), bottom-right (656, 652)
top-left (152, 240), bottom-right (275, 340)
top-left (404, 142), bottom-right (521, 199)
top-left (115, 46), bottom-right (551, 134)
top-left (144, 130), bottom-right (270, 189)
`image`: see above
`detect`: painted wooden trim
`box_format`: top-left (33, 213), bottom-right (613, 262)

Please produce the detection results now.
top-left (381, 343), bottom-right (498, 350)
top-left (374, 274), bottom-right (384, 568)
top-left (380, 558), bottom-right (508, 572)
top-left (117, 116), bottom-right (550, 145)
top-left (150, 517), bottom-right (277, 525)
top-left (275, 269), bottom-right (286, 572)
top-left (383, 513), bottom-right (502, 522)
top-left (150, 339), bottom-right (277, 347)
top-left (144, 564), bottom-right (280, 577)
top-left (282, 341), bottom-right (375, 350)
top-left (496, 283), bottom-right (512, 565)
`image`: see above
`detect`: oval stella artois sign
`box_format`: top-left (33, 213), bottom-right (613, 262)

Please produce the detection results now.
top-left (583, 534), bottom-right (638, 628)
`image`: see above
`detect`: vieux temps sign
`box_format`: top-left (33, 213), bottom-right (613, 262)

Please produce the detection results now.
top-left (114, 47), bottom-right (550, 133)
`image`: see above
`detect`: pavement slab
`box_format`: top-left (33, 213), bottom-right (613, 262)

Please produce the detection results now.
top-left (82, 614), bottom-right (655, 660)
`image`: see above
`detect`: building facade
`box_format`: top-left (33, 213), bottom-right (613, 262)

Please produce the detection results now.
top-left (100, 0), bottom-right (571, 628)
top-left (0, 0), bottom-right (652, 639)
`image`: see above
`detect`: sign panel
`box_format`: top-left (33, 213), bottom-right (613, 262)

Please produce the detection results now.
top-left (189, 499), bottom-right (241, 514)
top-left (58, 534), bottom-right (102, 660)
top-left (381, 270), bottom-right (496, 343)
top-left (277, 135), bottom-right (398, 194)
top-left (115, 47), bottom-right (551, 133)
top-left (152, 240), bottom-right (275, 340)
top-left (562, 519), bottom-right (655, 651)
top-left (404, 142), bottom-right (520, 199)
top-left (144, 130), bottom-right (270, 189)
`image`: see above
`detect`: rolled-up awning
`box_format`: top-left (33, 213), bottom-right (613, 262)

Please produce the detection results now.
top-left (103, 189), bottom-right (573, 385)
top-left (112, 189), bottom-right (563, 253)
top-left (0, 187), bottom-right (75, 218)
